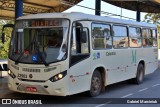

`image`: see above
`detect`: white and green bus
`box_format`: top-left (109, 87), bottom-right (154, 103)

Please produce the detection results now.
top-left (3, 12), bottom-right (158, 96)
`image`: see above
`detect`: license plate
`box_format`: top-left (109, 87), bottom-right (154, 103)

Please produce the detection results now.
top-left (26, 87), bottom-right (37, 92)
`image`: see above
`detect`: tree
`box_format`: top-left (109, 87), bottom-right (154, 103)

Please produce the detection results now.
top-left (144, 13), bottom-right (160, 31)
top-left (144, 13), bottom-right (160, 25)
top-left (0, 20), bottom-right (14, 59)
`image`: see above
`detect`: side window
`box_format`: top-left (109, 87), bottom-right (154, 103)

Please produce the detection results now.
top-left (142, 29), bottom-right (152, 46)
top-left (113, 25), bottom-right (128, 48)
top-left (92, 23), bottom-right (112, 49)
top-left (129, 27), bottom-right (141, 47)
top-left (152, 29), bottom-right (157, 47)
top-left (71, 23), bottom-right (89, 55)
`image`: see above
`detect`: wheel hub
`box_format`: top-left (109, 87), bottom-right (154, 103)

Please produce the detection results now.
top-left (92, 77), bottom-right (100, 91)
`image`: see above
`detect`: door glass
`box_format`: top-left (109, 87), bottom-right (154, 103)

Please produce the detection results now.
top-left (71, 24), bottom-right (89, 55)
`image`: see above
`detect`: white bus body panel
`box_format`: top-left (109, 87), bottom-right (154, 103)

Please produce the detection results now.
top-left (7, 12), bottom-right (158, 96)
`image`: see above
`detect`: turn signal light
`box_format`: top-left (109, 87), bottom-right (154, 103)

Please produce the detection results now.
top-left (8, 70), bottom-right (16, 79)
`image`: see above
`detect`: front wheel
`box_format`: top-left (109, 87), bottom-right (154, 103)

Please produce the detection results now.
top-left (88, 70), bottom-right (102, 97)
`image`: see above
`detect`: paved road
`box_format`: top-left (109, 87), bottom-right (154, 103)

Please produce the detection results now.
top-left (0, 67), bottom-right (160, 107)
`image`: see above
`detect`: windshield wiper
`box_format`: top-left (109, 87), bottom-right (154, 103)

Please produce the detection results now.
top-left (15, 34), bottom-right (49, 66)
top-left (15, 38), bottom-right (35, 65)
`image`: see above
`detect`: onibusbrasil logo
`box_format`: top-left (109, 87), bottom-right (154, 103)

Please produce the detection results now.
top-left (1, 99), bottom-right (42, 104)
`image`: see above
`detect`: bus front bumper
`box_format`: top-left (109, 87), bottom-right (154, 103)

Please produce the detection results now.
top-left (8, 76), bottom-right (69, 96)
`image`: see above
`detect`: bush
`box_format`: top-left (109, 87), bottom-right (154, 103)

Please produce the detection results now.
top-left (0, 21), bottom-right (14, 59)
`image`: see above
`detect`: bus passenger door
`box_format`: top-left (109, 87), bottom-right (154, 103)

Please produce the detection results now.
top-left (68, 22), bottom-right (91, 95)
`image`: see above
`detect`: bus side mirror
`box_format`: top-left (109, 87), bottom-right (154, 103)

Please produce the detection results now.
top-left (1, 32), bottom-right (5, 44)
top-left (76, 22), bottom-right (83, 35)
top-left (81, 31), bottom-right (87, 43)
top-left (75, 22), bottom-right (87, 43)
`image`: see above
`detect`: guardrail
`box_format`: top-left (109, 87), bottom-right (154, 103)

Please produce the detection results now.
top-left (0, 59), bottom-right (8, 78)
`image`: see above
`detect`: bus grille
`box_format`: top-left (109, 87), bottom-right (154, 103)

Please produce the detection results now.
top-left (22, 68), bottom-right (40, 73)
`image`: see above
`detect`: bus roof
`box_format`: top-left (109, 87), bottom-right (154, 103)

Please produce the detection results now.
top-left (17, 12), bottom-right (156, 28)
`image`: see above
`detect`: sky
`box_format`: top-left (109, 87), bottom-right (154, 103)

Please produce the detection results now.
top-left (64, 0), bottom-right (146, 21)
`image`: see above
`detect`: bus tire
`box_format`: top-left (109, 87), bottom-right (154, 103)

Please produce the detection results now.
top-left (88, 70), bottom-right (102, 97)
top-left (134, 63), bottom-right (145, 84)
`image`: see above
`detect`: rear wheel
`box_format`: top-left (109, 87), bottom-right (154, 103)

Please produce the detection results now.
top-left (88, 70), bottom-right (102, 97)
top-left (134, 63), bottom-right (145, 84)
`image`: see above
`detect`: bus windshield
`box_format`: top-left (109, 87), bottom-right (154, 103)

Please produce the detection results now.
top-left (9, 19), bottom-right (69, 65)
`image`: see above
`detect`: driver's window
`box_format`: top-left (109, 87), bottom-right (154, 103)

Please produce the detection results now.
top-left (71, 23), bottom-right (89, 55)
top-left (46, 29), bottom-right (63, 48)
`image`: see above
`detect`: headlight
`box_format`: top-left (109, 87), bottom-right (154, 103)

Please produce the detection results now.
top-left (8, 70), bottom-right (16, 79)
top-left (8, 70), bottom-right (11, 74)
top-left (49, 70), bottom-right (67, 82)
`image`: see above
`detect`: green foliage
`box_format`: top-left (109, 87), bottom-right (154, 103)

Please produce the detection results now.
top-left (0, 20), bottom-right (14, 59)
top-left (144, 13), bottom-right (160, 25)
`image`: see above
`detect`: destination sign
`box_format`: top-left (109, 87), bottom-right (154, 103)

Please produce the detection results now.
top-left (31, 20), bottom-right (61, 27)
top-left (22, 19), bottom-right (62, 28)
